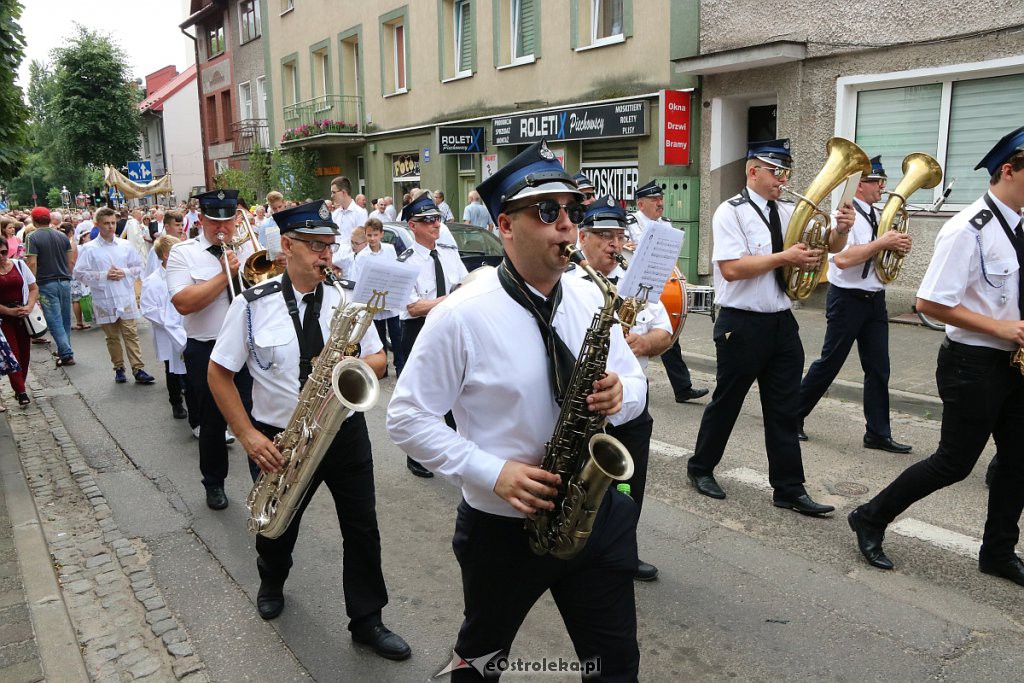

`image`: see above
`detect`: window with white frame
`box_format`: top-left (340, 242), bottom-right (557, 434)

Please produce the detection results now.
top-left (280, 0), bottom-right (294, 15)
top-left (239, 0), bottom-right (261, 43)
top-left (313, 49), bottom-right (330, 109)
top-left (511, 0), bottom-right (536, 63)
top-left (592, 0), bottom-right (623, 43)
top-left (843, 62), bottom-right (1024, 207)
top-left (383, 19), bottom-right (407, 94)
top-left (239, 81), bottom-right (253, 121)
top-left (282, 62), bottom-right (299, 108)
top-left (455, 0), bottom-right (472, 76)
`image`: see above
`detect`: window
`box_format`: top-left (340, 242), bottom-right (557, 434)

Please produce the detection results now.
top-left (573, 0), bottom-right (628, 51)
top-left (591, 0), bottom-right (623, 43)
top-left (340, 31), bottom-right (361, 97)
top-left (214, 159), bottom-right (229, 175)
top-left (511, 0), bottom-right (535, 61)
top-left (220, 90), bottom-right (232, 144)
top-left (442, 0), bottom-right (473, 80)
top-left (458, 154), bottom-right (475, 172)
top-left (206, 20), bottom-right (225, 58)
top-left (282, 60), bottom-right (299, 107)
top-left (312, 48), bottom-right (330, 109)
top-left (239, 0), bottom-right (261, 43)
top-left (382, 15), bottom-right (407, 95)
top-left (239, 82), bottom-right (253, 121)
top-left (142, 130), bottom-right (151, 158)
top-left (844, 63), bottom-right (1024, 206)
top-left (280, 0), bottom-right (294, 14)
top-left (496, 0), bottom-right (537, 68)
top-left (205, 95), bottom-right (218, 142)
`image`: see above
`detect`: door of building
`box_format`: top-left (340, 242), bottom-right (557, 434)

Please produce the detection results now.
top-left (653, 176), bottom-right (700, 281)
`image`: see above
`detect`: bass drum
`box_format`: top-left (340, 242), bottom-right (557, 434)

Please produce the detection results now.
top-left (617, 248), bottom-right (687, 344)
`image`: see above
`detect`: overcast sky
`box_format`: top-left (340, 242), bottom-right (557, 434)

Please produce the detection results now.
top-left (18, 0), bottom-right (194, 88)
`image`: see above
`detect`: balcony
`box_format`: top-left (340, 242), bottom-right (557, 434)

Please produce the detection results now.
top-left (230, 118), bottom-right (270, 155)
top-left (281, 94), bottom-right (364, 147)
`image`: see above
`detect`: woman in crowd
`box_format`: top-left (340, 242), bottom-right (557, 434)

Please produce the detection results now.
top-left (0, 237), bottom-right (38, 407)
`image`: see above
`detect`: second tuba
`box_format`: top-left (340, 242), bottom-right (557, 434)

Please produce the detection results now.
top-left (782, 137), bottom-right (871, 300)
top-left (873, 153), bottom-right (943, 284)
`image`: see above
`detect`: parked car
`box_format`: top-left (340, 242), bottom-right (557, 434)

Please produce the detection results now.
top-left (381, 222), bottom-right (504, 271)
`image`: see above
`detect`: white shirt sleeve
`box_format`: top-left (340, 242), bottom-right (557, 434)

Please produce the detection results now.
top-left (165, 244), bottom-right (193, 297)
top-left (604, 305), bottom-right (647, 426)
top-left (917, 226), bottom-right (975, 308)
top-left (210, 297), bottom-right (251, 373)
top-left (711, 203), bottom-right (749, 262)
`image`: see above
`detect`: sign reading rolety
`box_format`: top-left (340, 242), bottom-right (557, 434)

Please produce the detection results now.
top-left (491, 100), bottom-right (648, 146)
top-left (438, 126), bottom-right (487, 154)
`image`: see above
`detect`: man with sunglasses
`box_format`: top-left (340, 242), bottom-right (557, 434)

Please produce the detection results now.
top-left (207, 200), bottom-right (411, 660)
top-left (572, 194), bottom-right (674, 583)
top-left (797, 156), bottom-right (913, 453)
top-left (388, 141), bottom-right (646, 680)
top-left (572, 172), bottom-right (598, 206)
top-left (398, 192), bottom-right (468, 478)
top-left (687, 139), bottom-right (853, 515)
top-left (167, 189), bottom-right (255, 510)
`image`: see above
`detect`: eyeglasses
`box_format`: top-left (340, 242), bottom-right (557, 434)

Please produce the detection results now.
top-left (290, 236), bottom-right (341, 253)
top-left (586, 230), bottom-right (626, 243)
top-left (411, 216), bottom-right (441, 224)
top-left (755, 166), bottom-right (792, 180)
top-left (510, 200), bottom-right (587, 225)
top-left (583, 193), bottom-right (596, 200)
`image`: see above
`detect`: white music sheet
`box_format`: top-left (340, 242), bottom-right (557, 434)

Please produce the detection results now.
top-left (618, 221), bottom-right (685, 301)
top-left (350, 257), bottom-right (420, 311)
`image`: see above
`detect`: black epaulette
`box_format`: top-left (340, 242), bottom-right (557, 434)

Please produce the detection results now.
top-left (397, 248), bottom-right (415, 262)
top-left (968, 209), bottom-right (993, 231)
top-left (437, 242), bottom-right (458, 250)
top-left (242, 280), bottom-right (282, 302)
top-left (564, 263), bottom-right (577, 272)
top-left (727, 195), bottom-right (747, 207)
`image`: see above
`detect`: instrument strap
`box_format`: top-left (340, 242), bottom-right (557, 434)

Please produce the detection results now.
top-left (983, 194), bottom-right (1024, 320)
top-left (853, 201), bottom-right (879, 279)
top-left (741, 189), bottom-right (787, 292)
top-left (280, 270), bottom-right (324, 387)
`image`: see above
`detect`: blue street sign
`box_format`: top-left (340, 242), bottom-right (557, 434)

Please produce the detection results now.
top-left (127, 160), bottom-right (153, 182)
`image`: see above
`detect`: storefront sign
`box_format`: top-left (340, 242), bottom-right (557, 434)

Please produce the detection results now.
top-left (580, 162), bottom-right (640, 201)
top-left (392, 153), bottom-right (420, 180)
top-left (314, 166), bottom-right (342, 177)
top-left (438, 126), bottom-right (487, 154)
top-left (491, 100), bottom-right (648, 146)
top-left (482, 154), bottom-right (498, 179)
top-left (659, 90), bottom-right (692, 166)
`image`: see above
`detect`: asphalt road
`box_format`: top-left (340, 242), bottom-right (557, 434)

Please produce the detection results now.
top-left (41, 320), bottom-right (1024, 682)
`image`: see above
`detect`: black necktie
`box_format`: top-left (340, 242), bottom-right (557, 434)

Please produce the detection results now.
top-left (301, 292), bottom-right (325, 359)
top-left (983, 195), bottom-right (1024, 321)
top-left (206, 244), bottom-right (241, 300)
top-left (860, 206), bottom-right (879, 279)
top-left (430, 249), bottom-right (447, 297)
top-left (766, 201), bottom-right (788, 292)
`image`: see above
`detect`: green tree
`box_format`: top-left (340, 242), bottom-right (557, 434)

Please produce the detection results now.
top-left (50, 25), bottom-right (141, 169)
top-left (0, 0), bottom-right (30, 179)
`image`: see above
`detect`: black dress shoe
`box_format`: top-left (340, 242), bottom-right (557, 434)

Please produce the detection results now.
top-left (863, 435), bottom-right (912, 454)
top-left (257, 579), bottom-right (285, 620)
top-left (352, 623), bottom-right (412, 661)
top-left (979, 555), bottom-right (1024, 587)
top-left (407, 456), bottom-right (434, 478)
top-left (773, 493), bottom-right (835, 516)
top-left (847, 507), bottom-right (894, 570)
top-left (205, 486), bottom-right (228, 510)
top-left (687, 472), bottom-right (726, 499)
top-left (634, 561), bottom-right (659, 582)
top-left (171, 404), bottom-right (188, 419)
top-left (675, 387), bottom-right (709, 403)
top-left (797, 426), bottom-right (808, 441)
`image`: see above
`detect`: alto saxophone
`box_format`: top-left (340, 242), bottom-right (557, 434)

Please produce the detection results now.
top-left (525, 245), bottom-right (635, 560)
top-left (246, 269), bottom-right (384, 538)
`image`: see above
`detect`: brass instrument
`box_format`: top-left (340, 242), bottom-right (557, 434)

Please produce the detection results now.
top-left (873, 153), bottom-right (943, 284)
top-left (246, 268), bottom-right (384, 538)
top-left (215, 231), bottom-right (239, 300)
top-left (782, 137), bottom-right (871, 300)
top-left (1013, 348), bottom-right (1024, 375)
top-left (235, 208), bottom-right (285, 287)
top-left (613, 252), bottom-right (651, 336)
top-left (525, 244), bottom-right (634, 560)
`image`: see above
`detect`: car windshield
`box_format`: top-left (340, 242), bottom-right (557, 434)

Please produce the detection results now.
top-left (448, 224), bottom-right (503, 256)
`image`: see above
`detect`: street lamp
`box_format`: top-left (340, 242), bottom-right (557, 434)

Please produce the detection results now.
top-left (60, 186), bottom-right (71, 210)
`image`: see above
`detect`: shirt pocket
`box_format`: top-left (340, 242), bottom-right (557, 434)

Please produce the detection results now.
top-left (251, 324), bottom-right (294, 372)
top-left (982, 258), bottom-right (1019, 298)
top-left (192, 263), bottom-right (222, 283)
top-left (744, 223), bottom-right (773, 256)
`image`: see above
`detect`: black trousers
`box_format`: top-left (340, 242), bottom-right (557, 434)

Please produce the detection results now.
top-left (253, 413), bottom-right (389, 632)
top-left (165, 360), bottom-right (200, 428)
top-left (451, 493), bottom-right (639, 681)
top-left (688, 308), bottom-right (807, 498)
top-left (798, 286), bottom-right (892, 438)
top-left (861, 339), bottom-right (1024, 561)
top-left (660, 339), bottom-right (694, 394)
top-left (605, 398), bottom-right (653, 513)
top-left (183, 338), bottom-right (253, 490)
top-left (373, 316), bottom-right (405, 376)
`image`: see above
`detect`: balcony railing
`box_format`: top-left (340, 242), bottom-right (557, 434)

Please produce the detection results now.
top-left (281, 94), bottom-right (363, 145)
top-left (230, 118), bottom-right (270, 155)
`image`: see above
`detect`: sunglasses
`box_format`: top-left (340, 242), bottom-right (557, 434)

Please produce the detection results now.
top-left (411, 216), bottom-right (441, 224)
top-left (510, 200), bottom-right (587, 225)
top-left (290, 236), bottom-right (340, 253)
top-left (756, 166), bottom-right (792, 180)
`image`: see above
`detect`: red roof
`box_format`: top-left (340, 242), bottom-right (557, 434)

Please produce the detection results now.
top-left (139, 64), bottom-right (198, 113)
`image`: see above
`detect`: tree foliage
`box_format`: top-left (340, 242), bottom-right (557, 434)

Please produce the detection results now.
top-left (0, 0), bottom-right (30, 179)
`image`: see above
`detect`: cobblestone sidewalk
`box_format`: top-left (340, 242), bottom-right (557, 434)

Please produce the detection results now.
top-left (4, 382), bottom-right (210, 682)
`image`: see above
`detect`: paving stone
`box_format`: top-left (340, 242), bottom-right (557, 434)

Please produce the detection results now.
top-left (172, 656), bottom-right (204, 678)
top-left (115, 547), bottom-right (136, 558)
top-left (0, 659), bottom-right (44, 683)
top-left (145, 608), bottom-right (171, 625)
top-left (66, 579), bottom-right (92, 594)
top-left (119, 648), bottom-right (150, 667)
top-left (142, 597), bottom-right (164, 611)
top-left (95, 570), bottom-right (120, 585)
top-left (150, 618), bottom-right (176, 637)
top-left (161, 629), bottom-right (186, 647)
top-left (133, 587), bottom-right (159, 601)
top-left (84, 554), bottom-right (111, 569)
top-left (100, 593), bottom-right (127, 610)
top-left (166, 640), bottom-right (192, 658)
top-left (111, 538), bottom-right (131, 549)
top-left (128, 656), bottom-right (161, 679)
top-left (94, 646), bottom-right (118, 662)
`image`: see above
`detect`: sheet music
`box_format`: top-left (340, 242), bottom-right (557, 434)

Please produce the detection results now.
top-left (618, 221), bottom-right (685, 300)
top-left (350, 257), bottom-right (420, 310)
top-left (838, 171), bottom-right (861, 208)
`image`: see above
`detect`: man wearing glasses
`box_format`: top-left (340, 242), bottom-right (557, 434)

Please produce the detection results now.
top-left (398, 192), bottom-right (468, 478)
top-left (687, 139), bottom-right (853, 515)
top-left (797, 156), bottom-right (913, 453)
top-left (572, 172), bottom-right (598, 206)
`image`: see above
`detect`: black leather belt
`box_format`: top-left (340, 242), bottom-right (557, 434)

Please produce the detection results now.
top-left (941, 336), bottom-right (1012, 360)
top-left (836, 286), bottom-right (882, 300)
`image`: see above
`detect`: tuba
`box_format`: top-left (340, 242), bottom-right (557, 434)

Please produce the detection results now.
top-left (246, 269), bottom-right (383, 538)
top-left (525, 244), bottom-right (634, 560)
top-left (235, 208), bottom-right (285, 287)
top-left (782, 137), bottom-right (871, 300)
top-left (873, 153), bottom-right (943, 284)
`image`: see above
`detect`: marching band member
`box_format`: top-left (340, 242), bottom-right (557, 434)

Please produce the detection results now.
top-left (850, 126), bottom-right (1024, 587)
top-left (797, 156), bottom-right (912, 452)
top-left (687, 139), bottom-right (852, 514)
top-left (572, 194), bottom-right (673, 582)
top-left (388, 141), bottom-right (646, 680)
top-left (571, 172), bottom-right (598, 206)
top-left (397, 191), bottom-right (468, 478)
top-left (166, 189), bottom-right (252, 510)
top-left (207, 200), bottom-right (411, 658)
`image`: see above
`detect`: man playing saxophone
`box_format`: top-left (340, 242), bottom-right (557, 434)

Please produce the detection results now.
top-left (207, 200), bottom-right (411, 660)
top-left (388, 141), bottom-right (647, 680)
top-left (687, 139), bottom-right (853, 514)
top-left (797, 155), bottom-right (913, 453)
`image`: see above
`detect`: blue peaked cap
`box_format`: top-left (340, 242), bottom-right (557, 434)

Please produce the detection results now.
top-left (581, 195), bottom-right (635, 229)
top-left (975, 125), bottom-right (1024, 176)
top-left (866, 155), bottom-right (886, 179)
top-left (401, 192), bottom-right (442, 221)
top-left (747, 138), bottom-right (793, 170)
top-left (192, 189), bottom-right (239, 219)
top-left (273, 200), bottom-right (338, 235)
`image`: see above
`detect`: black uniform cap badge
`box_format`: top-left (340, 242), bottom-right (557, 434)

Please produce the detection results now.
top-left (606, 196), bottom-right (615, 207)
top-left (319, 204), bottom-right (330, 220)
top-left (217, 190), bottom-right (226, 200)
top-left (539, 145), bottom-right (554, 160)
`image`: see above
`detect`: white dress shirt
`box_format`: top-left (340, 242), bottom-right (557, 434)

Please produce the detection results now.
top-left (140, 268), bottom-right (187, 374)
top-left (387, 268), bottom-right (647, 518)
top-left (399, 241), bottom-right (468, 320)
top-left (72, 237), bottom-right (142, 324)
top-left (165, 231), bottom-right (255, 341)
top-left (711, 188), bottom-right (794, 313)
top-left (827, 197), bottom-right (885, 292)
top-left (123, 218), bottom-right (148, 261)
top-left (917, 191), bottom-right (1023, 351)
top-left (437, 200), bottom-right (455, 223)
top-left (331, 202), bottom-right (368, 244)
top-left (211, 275), bottom-right (383, 429)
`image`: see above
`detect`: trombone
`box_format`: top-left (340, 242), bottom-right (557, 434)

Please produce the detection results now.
top-left (235, 208), bottom-right (285, 287)
top-left (215, 230), bottom-right (240, 300)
